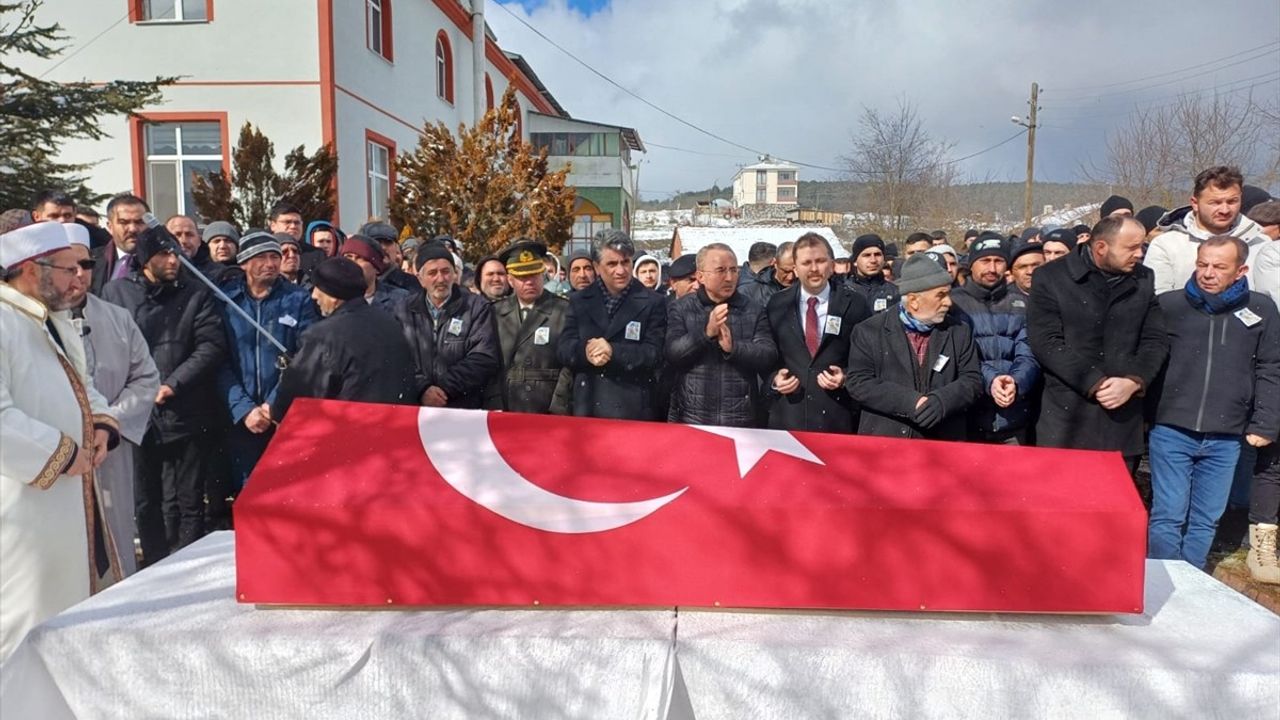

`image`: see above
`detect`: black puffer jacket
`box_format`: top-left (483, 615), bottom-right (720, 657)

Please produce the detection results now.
top-left (738, 266), bottom-right (787, 310)
top-left (845, 272), bottom-right (899, 313)
top-left (664, 287), bottom-right (778, 427)
top-left (948, 279), bottom-right (1039, 438)
top-left (394, 285), bottom-right (501, 408)
top-left (102, 272), bottom-right (227, 442)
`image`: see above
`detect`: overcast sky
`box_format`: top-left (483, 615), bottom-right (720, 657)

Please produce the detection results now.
top-left (493, 0), bottom-right (1280, 199)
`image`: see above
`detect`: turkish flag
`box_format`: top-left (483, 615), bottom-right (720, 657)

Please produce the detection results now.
top-left (235, 399), bottom-right (1146, 613)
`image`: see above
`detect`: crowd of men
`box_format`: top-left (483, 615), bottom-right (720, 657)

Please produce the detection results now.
top-left (1, 165), bottom-right (1279, 662)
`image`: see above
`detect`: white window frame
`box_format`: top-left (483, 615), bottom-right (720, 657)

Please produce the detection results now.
top-left (139, 0), bottom-right (208, 23)
top-left (435, 37), bottom-right (450, 102)
top-left (367, 139), bottom-right (391, 220)
top-left (144, 121), bottom-right (222, 218)
top-left (367, 0), bottom-right (384, 56)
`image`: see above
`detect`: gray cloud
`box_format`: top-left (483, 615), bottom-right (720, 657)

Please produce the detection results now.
top-left (490, 0), bottom-right (1280, 198)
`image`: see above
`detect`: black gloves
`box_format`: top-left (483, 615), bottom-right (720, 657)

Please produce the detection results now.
top-left (913, 394), bottom-right (945, 429)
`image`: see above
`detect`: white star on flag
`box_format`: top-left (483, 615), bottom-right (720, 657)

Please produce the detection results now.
top-left (690, 425), bottom-right (825, 478)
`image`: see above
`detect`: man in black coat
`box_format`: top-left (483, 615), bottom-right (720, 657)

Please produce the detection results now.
top-left (90, 194), bottom-right (150, 296)
top-left (844, 233), bottom-right (899, 313)
top-left (484, 240), bottom-right (572, 415)
top-left (102, 226), bottom-right (227, 565)
top-left (274, 258), bottom-right (418, 419)
top-left (394, 243), bottom-right (501, 409)
top-left (1028, 215), bottom-right (1168, 476)
top-left (557, 230), bottom-right (667, 420)
top-left (764, 233), bottom-right (870, 433)
top-left (665, 243), bottom-right (778, 427)
top-left (846, 253), bottom-right (983, 440)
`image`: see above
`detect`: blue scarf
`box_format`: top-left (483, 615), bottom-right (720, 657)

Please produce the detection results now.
top-left (898, 301), bottom-right (935, 333)
top-left (1184, 274), bottom-right (1250, 315)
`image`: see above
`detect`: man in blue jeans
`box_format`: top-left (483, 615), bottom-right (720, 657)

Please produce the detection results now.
top-left (1149, 236), bottom-right (1280, 569)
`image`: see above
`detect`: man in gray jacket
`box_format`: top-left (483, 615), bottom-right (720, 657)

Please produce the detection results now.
top-left (1149, 236), bottom-right (1280, 573)
top-left (65, 225), bottom-right (159, 579)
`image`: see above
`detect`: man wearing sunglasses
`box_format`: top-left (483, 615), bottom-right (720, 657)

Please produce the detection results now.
top-left (65, 223), bottom-right (160, 580)
top-left (0, 221), bottom-right (122, 662)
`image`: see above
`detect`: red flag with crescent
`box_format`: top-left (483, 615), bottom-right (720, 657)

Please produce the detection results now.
top-left (235, 399), bottom-right (1146, 613)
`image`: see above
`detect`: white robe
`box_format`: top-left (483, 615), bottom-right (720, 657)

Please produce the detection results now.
top-left (80, 294), bottom-right (160, 579)
top-left (0, 283), bottom-right (119, 663)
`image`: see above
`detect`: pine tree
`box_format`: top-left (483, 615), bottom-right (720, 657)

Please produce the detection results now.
top-left (191, 121), bottom-right (336, 228)
top-left (391, 84), bottom-right (575, 264)
top-left (0, 1), bottom-right (175, 209)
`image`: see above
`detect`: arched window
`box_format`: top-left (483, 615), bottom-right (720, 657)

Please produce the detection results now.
top-left (435, 31), bottom-right (453, 104)
top-left (484, 74), bottom-right (494, 112)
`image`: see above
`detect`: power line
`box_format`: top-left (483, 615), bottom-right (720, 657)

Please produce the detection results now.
top-left (1049, 39), bottom-right (1279, 93)
top-left (850, 129), bottom-right (1028, 176)
top-left (495, 3), bottom-right (1039, 178)
top-left (493, 2), bottom-right (853, 172)
top-left (645, 142), bottom-right (752, 159)
top-left (1046, 71), bottom-right (1279, 123)
top-left (37, 11), bottom-right (132, 79)
top-left (1045, 46), bottom-right (1280, 103)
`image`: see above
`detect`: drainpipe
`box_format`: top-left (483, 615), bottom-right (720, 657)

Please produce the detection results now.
top-left (472, 0), bottom-right (486, 127)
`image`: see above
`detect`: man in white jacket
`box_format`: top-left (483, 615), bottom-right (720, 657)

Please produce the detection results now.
top-left (1144, 166), bottom-right (1271, 294)
top-left (0, 222), bottom-right (120, 662)
top-left (1250, 201), bottom-right (1280, 306)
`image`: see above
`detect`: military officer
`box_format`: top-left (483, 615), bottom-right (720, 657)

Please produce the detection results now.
top-left (485, 240), bottom-right (573, 414)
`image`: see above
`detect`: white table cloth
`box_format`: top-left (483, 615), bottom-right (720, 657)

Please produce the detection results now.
top-left (675, 560), bottom-right (1280, 719)
top-left (0, 533), bottom-right (686, 720)
top-left (4, 533), bottom-right (1277, 719)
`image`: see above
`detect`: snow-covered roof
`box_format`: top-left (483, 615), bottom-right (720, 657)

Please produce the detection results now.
top-left (632, 228), bottom-right (674, 245)
top-left (1035, 203), bottom-right (1101, 228)
top-left (672, 226), bottom-right (844, 260)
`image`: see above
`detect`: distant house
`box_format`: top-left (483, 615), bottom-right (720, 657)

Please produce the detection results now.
top-left (669, 226), bottom-right (844, 262)
top-left (786, 207), bottom-right (845, 226)
top-left (528, 112), bottom-right (644, 256)
top-left (732, 157), bottom-right (800, 207)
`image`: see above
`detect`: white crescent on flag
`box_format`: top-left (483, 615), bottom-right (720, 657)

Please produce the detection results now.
top-left (417, 408), bottom-right (688, 534)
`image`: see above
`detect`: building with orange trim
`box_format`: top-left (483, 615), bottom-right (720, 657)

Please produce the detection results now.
top-left (27, 0), bottom-right (572, 229)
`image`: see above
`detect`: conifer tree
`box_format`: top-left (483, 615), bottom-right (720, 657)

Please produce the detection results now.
top-left (0, 1), bottom-right (174, 209)
top-left (391, 85), bottom-right (575, 263)
top-left (191, 121), bottom-right (336, 227)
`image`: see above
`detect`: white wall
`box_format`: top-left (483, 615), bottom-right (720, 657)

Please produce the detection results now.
top-left (20, 0), bottom-right (552, 228)
top-left (329, 0), bottom-right (543, 227)
top-left (27, 1), bottom-right (319, 83)
top-left (23, 0), bottom-right (321, 211)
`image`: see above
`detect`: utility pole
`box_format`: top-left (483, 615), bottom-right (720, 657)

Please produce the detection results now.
top-left (1012, 81), bottom-right (1039, 227)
